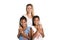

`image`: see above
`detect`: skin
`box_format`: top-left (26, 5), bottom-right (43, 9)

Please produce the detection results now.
top-left (32, 18), bottom-right (44, 38)
top-left (17, 19), bottom-right (30, 39)
top-left (26, 6), bottom-right (33, 18)
top-left (26, 5), bottom-right (34, 39)
top-left (26, 6), bottom-right (33, 39)
top-left (28, 28), bottom-right (33, 40)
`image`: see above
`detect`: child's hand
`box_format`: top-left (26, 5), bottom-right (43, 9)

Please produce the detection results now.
top-left (19, 27), bottom-right (23, 34)
top-left (35, 31), bottom-right (40, 38)
top-left (36, 32), bottom-right (40, 38)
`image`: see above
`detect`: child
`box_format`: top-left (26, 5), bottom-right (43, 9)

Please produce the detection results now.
top-left (32, 16), bottom-right (45, 40)
top-left (17, 16), bottom-right (31, 40)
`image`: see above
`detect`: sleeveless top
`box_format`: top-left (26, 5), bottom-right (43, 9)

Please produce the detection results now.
top-left (24, 14), bottom-right (32, 27)
top-left (19, 26), bottom-right (30, 40)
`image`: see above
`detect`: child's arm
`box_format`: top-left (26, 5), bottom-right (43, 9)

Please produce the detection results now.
top-left (38, 24), bottom-right (45, 38)
top-left (17, 27), bottom-right (22, 38)
top-left (19, 28), bottom-right (30, 39)
top-left (28, 28), bottom-right (32, 38)
top-left (21, 31), bottom-right (30, 39)
top-left (31, 26), bottom-right (39, 38)
top-left (28, 28), bottom-right (33, 40)
top-left (32, 30), bottom-right (39, 38)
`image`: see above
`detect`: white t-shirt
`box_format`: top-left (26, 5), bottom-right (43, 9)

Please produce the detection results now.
top-left (24, 14), bottom-right (32, 27)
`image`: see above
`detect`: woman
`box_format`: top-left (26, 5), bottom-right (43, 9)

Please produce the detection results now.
top-left (17, 16), bottom-right (30, 40)
top-left (31, 16), bottom-right (45, 40)
top-left (24, 4), bottom-right (34, 27)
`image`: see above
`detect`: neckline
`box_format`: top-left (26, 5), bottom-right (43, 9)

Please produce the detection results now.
top-left (25, 14), bottom-right (32, 19)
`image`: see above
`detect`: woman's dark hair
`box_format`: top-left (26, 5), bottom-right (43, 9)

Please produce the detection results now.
top-left (19, 16), bottom-right (27, 27)
top-left (32, 15), bottom-right (40, 26)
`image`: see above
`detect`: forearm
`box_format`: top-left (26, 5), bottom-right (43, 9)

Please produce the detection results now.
top-left (38, 30), bottom-right (44, 38)
top-left (21, 31), bottom-right (29, 39)
top-left (38, 25), bottom-right (45, 38)
top-left (40, 31), bottom-right (44, 38)
top-left (32, 31), bottom-right (38, 38)
top-left (17, 33), bottom-right (20, 38)
top-left (28, 32), bottom-right (31, 38)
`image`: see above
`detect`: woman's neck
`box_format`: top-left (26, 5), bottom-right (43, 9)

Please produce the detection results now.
top-left (27, 13), bottom-right (32, 18)
top-left (28, 12), bottom-right (31, 15)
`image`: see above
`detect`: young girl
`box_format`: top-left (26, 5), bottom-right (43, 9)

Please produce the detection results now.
top-left (32, 16), bottom-right (44, 40)
top-left (17, 16), bottom-right (31, 40)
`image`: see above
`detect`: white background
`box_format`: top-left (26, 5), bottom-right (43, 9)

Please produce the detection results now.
top-left (0, 0), bottom-right (60, 40)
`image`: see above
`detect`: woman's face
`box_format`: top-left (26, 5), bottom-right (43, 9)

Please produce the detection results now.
top-left (21, 19), bottom-right (27, 27)
top-left (34, 18), bottom-right (40, 26)
top-left (26, 6), bottom-right (33, 13)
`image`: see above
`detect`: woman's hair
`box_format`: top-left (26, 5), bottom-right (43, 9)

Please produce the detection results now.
top-left (32, 15), bottom-right (40, 26)
top-left (26, 4), bottom-right (34, 17)
top-left (19, 16), bottom-right (27, 27)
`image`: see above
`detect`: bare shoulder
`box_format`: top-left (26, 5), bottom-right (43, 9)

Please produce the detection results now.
top-left (19, 26), bottom-right (23, 30)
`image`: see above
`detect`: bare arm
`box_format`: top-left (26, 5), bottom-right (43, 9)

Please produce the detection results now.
top-left (28, 28), bottom-right (32, 37)
top-left (21, 30), bottom-right (29, 39)
top-left (38, 24), bottom-right (45, 38)
top-left (17, 27), bottom-right (22, 38)
top-left (32, 31), bottom-right (39, 38)
top-left (19, 27), bottom-right (30, 39)
top-left (17, 27), bottom-right (29, 39)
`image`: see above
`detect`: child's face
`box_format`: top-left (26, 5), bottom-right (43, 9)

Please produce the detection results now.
top-left (21, 19), bottom-right (27, 27)
top-left (34, 18), bottom-right (40, 26)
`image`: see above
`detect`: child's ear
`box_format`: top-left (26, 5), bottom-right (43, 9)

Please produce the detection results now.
top-left (20, 23), bottom-right (22, 26)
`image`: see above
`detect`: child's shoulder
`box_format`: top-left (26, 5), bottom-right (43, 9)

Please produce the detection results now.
top-left (19, 26), bottom-right (23, 30)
